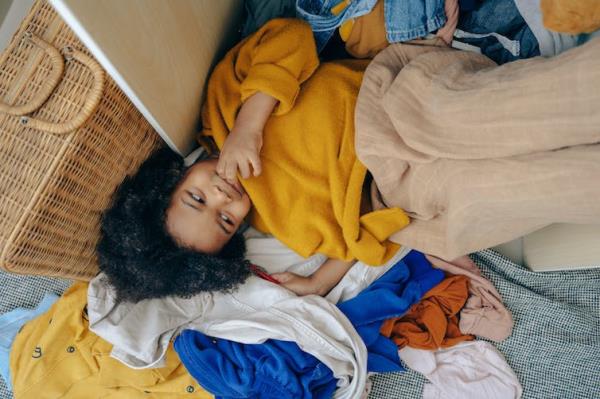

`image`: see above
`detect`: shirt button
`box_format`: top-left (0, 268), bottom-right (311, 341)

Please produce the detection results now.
top-left (186, 385), bottom-right (195, 393)
top-left (66, 346), bottom-right (75, 353)
top-left (32, 347), bottom-right (42, 358)
top-left (211, 338), bottom-right (217, 344)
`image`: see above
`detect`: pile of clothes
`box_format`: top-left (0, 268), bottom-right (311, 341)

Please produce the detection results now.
top-left (244, 0), bottom-right (600, 64)
top-left (1, 1), bottom-right (598, 398)
top-left (1, 231), bottom-right (520, 398)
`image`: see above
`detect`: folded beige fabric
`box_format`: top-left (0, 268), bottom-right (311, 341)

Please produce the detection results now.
top-left (356, 38), bottom-right (600, 259)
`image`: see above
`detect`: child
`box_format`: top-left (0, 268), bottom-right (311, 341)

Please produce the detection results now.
top-left (99, 18), bottom-right (600, 303)
top-left (98, 19), bottom-right (410, 302)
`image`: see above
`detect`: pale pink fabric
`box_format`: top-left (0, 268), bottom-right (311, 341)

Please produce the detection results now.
top-left (437, 0), bottom-right (459, 44)
top-left (356, 38), bottom-right (600, 260)
top-left (399, 341), bottom-right (522, 399)
top-left (426, 255), bottom-right (513, 341)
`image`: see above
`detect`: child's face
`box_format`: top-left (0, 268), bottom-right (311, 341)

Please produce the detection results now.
top-left (166, 158), bottom-right (251, 254)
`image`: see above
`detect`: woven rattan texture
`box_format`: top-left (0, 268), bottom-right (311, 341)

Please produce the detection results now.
top-left (0, 0), bottom-right (162, 280)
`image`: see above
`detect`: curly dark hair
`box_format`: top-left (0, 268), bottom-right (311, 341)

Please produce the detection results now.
top-left (97, 147), bottom-right (251, 303)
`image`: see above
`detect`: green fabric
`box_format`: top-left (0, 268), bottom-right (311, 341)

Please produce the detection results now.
top-left (370, 250), bottom-right (600, 399)
top-left (242, 0), bottom-right (296, 38)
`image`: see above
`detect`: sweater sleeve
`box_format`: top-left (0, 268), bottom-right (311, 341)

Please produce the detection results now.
top-left (237, 19), bottom-right (320, 115)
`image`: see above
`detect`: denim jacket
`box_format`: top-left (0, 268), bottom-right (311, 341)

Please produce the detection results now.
top-left (296, 0), bottom-right (447, 51)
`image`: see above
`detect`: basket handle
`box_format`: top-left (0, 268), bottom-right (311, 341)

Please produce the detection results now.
top-left (0, 33), bottom-right (106, 135)
top-left (20, 46), bottom-right (105, 135)
top-left (0, 32), bottom-right (64, 116)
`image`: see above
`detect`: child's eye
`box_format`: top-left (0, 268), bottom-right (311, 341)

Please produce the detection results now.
top-left (190, 193), bottom-right (205, 204)
top-left (220, 213), bottom-right (233, 225)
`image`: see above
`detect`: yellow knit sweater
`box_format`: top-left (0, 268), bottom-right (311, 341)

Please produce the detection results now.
top-left (200, 19), bottom-right (409, 265)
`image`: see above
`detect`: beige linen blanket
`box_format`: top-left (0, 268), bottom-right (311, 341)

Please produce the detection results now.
top-left (356, 38), bottom-right (600, 259)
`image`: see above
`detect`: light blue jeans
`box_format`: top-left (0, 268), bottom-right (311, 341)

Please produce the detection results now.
top-left (296, 0), bottom-right (446, 51)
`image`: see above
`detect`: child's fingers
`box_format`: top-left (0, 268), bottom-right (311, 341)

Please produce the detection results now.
top-left (238, 159), bottom-right (251, 179)
top-left (249, 154), bottom-right (262, 176)
top-left (216, 157), bottom-right (227, 177)
top-left (224, 160), bottom-right (238, 183)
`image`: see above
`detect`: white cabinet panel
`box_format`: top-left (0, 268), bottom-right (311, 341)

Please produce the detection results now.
top-left (50, 0), bottom-right (242, 154)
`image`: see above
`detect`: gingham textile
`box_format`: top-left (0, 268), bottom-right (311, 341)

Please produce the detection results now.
top-left (0, 271), bottom-right (71, 399)
top-left (0, 250), bottom-right (599, 399)
top-left (369, 250), bottom-right (600, 399)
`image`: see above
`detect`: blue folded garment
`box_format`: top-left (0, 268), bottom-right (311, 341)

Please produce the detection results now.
top-left (176, 331), bottom-right (337, 399)
top-left (339, 250), bottom-right (443, 372)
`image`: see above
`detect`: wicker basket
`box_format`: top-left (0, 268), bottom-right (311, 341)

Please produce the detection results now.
top-left (0, 0), bottom-right (162, 280)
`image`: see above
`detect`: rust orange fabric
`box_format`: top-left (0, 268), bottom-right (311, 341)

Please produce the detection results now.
top-left (380, 275), bottom-right (474, 349)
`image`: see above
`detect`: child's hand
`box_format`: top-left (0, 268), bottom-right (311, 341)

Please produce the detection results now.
top-left (217, 127), bottom-right (263, 182)
top-left (270, 272), bottom-right (325, 296)
top-left (217, 92), bottom-right (277, 182)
